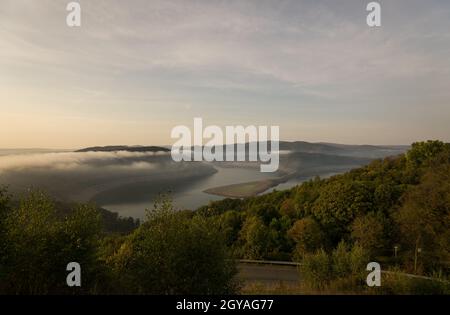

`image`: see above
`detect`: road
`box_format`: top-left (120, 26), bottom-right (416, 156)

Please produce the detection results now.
top-left (237, 261), bottom-right (450, 285)
top-left (237, 263), bottom-right (300, 285)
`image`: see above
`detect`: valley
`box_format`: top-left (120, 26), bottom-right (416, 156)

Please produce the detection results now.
top-left (0, 142), bottom-right (408, 219)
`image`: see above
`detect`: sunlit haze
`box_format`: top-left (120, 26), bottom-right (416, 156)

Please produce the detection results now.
top-left (1, 0), bottom-right (450, 148)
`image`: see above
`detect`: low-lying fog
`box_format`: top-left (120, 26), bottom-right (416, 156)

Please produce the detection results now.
top-left (0, 150), bottom-right (216, 207)
top-left (0, 145), bottom-right (398, 219)
top-left (0, 150), bottom-right (283, 218)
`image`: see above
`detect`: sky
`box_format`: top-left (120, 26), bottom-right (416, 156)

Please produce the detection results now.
top-left (1, 0), bottom-right (450, 149)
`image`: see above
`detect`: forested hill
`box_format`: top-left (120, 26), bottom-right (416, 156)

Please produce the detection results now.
top-left (197, 140), bottom-right (450, 274)
top-left (0, 140), bottom-right (448, 294)
top-left (192, 141), bottom-right (408, 159)
top-left (76, 145), bottom-right (170, 153)
top-left (278, 141), bottom-right (408, 158)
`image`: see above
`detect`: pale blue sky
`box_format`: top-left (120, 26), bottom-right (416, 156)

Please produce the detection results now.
top-left (1, 0), bottom-right (450, 148)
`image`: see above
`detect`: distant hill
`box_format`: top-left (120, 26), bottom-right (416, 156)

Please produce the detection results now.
top-left (191, 141), bottom-right (408, 159)
top-left (76, 145), bottom-right (170, 153)
top-left (281, 151), bottom-right (372, 171)
top-left (279, 141), bottom-right (409, 158)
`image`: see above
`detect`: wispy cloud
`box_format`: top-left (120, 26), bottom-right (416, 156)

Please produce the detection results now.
top-left (1, 0), bottom-right (450, 146)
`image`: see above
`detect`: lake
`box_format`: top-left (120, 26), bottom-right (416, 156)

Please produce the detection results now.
top-left (101, 165), bottom-right (280, 219)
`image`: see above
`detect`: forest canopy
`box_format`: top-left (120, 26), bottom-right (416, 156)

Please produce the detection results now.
top-left (0, 140), bottom-right (449, 294)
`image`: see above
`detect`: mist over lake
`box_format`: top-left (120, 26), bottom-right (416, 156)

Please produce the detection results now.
top-left (101, 165), bottom-right (280, 218)
top-left (0, 143), bottom-right (407, 219)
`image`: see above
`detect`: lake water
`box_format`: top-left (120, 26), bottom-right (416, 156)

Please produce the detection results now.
top-left (102, 166), bottom-right (280, 219)
top-left (101, 168), bottom-right (352, 219)
top-left (0, 149), bottom-right (359, 220)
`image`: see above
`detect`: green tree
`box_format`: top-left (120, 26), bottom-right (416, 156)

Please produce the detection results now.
top-left (406, 140), bottom-right (447, 167)
top-left (395, 164), bottom-right (450, 273)
top-left (248, 203), bottom-right (279, 225)
top-left (299, 249), bottom-right (331, 290)
top-left (292, 177), bottom-right (323, 218)
top-left (312, 180), bottom-right (373, 241)
top-left (279, 198), bottom-right (296, 218)
top-left (0, 188), bottom-right (11, 288)
top-left (288, 217), bottom-right (325, 257)
top-left (351, 212), bottom-right (390, 257)
top-left (267, 215), bottom-right (293, 259)
top-left (111, 196), bottom-right (237, 294)
top-left (239, 216), bottom-right (270, 259)
top-left (0, 191), bottom-right (103, 294)
top-left (219, 210), bottom-right (243, 247)
top-left (331, 242), bottom-right (368, 288)
top-left (300, 242), bottom-right (369, 291)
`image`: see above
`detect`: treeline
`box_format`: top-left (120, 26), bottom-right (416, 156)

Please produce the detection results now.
top-left (0, 191), bottom-right (237, 294)
top-left (198, 140), bottom-right (450, 277)
top-left (0, 140), bottom-right (449, 294)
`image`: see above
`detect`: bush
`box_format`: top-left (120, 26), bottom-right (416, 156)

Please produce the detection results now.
top-left (110, 196), bottom-right (238, 294)
top-left (300, 243), bottom-right (369, 292)
top-left (351, 212), bottom-right (390, 257)
top-left (300, 249), bottom-right (331, 290)
top-left (239, 216), bottom-right (270, 259)
top-left (288, 217), bottom-right (326, 258)
top-left (378, 271), bottom-right (450, 295)
top-left (332, 241), bottom-right (351, 278)
top-left (0, 191), bottom-right (103, 294)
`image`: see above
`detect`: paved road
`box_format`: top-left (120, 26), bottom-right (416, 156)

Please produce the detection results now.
top-left (237, 263), bottom-right (300, 285)
top-left (237, 261), bottom-right (450, 285)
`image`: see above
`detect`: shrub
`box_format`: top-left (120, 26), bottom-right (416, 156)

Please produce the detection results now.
top-left (0, 191), bottom-right (103, 294)
top-left (300, 243), bottom-right (369, 292)
top-left (378, 271), bottom-right (450, 295)
top-left (288, 217), bottom-right (326, 258)
top-left (110, 195), bottom-right (238, 294)
top-left (300, 249), bottom-right (331, 290)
